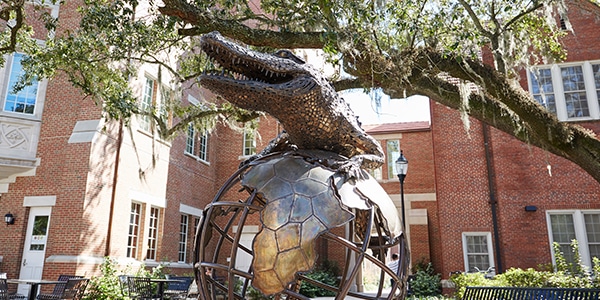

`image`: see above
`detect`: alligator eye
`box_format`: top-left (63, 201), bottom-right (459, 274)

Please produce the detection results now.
top-left (273, 50), bottom-right (305, 64)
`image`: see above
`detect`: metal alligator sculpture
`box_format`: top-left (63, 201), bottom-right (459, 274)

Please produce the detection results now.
top-left (198, 31), bottom-right (405, 297)
top-left (198, 31), bottom-right (384, 177)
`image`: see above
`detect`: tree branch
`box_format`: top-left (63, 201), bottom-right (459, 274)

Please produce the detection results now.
top-left (159, 0), bottom-right (327, 49)
top-left (404, 52), bottom-right (600, 183)
top-left (457, 0), bottom-right (493, 38)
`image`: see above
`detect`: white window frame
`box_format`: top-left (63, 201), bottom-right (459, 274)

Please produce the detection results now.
top-left (139, 75), bottom-right (174, 133)
top-left (546, 210), bottom-right (600, 269)
top-left (185, 124), bottom-right (209, 163)
top-left (127, 202), bottom-right (142, 259)
top-left (139, 76), bottom-right (155, 132)
top-left (146, 206), bottom-right (161, 261)
top-left (0, 52), bottom-right (48, 120)
top-left (2, 53), bottom-right (39, 115)
top-left (528, 60), bottom-right (600, 121)
top-left (242, 128), bottom-right (256, 157)
top-left (462, 232), bottom-right (495, 273)
top-left (185, 124), bottom-right (196, 155)
top-left (386, 139), bottom-right (400, 180)
top-left (178, 214), bottom-right (189, 263)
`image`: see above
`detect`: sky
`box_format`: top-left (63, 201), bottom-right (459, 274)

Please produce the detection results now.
top-left (341, 89), bottom-right (431, 125)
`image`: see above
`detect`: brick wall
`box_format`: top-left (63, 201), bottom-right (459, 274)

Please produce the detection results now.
top-left (431, 96), bottom-right (600, 278)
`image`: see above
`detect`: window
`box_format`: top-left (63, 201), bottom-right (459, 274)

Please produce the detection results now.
top-left (561, 66), bottom-right (589, 118)
top-left (528, 61), bottom-right (600, 121)
top-left (462, 232), bottom-right (494, 273)
top-left (146, 207), bottom-right (160, 260)
top-left (549, 214), bottom-right (577, 263)
top-left (30, 215), bottom-right (49, 251)
top-left (185, 125), bottom-right (194, 154)
top-left (547, 210), bottom-right (600, 268)
top-left (185, 124), bottom-right (209, 162)
top-left (139, 76), bottom-right (174, 132)
top-left (179, 215), bottom-right (189, 263)
top-left (530, 68), bottom-right (556, 114)
top-left (593, 64), bottom-right (600, 110)
top-left (199, 131), bottom-right (208, 160)
top-left (127, 203), bottom-right (142, 259)
top-left (4, 53), bottom-right (38, 114)
top-left (243, 129), bottom-right (256, 156)
top-left (140, 77), bottom-right (155, 131)
top-left (386, 140), bottom-right (400, 179)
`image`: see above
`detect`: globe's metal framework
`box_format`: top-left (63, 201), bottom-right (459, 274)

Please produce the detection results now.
top-left (193, 151), bottom-right (410, 299)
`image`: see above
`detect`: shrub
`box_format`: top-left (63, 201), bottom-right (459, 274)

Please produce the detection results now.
top-left (451, 240), bottom-right (600, 299)
top-left (409, 261), bottom-right (442, 297)
top-left (592, 257), bottom-right (600, 288)
top-left (247, 285), bottom-right (274, 300)
top-left (83, 257), bottom-right (126, 300)
top-left (299, 260), bottom-right (339, 298)
top-left (495, 268), bottom-right (549, 287)
top-left (450, 272), bottom-right (500, 299)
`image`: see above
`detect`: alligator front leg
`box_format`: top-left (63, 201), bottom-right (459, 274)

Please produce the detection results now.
top-left (334, 154), bottom-right (384, 180)
top-left (334, 133), bottom-right (385, 179)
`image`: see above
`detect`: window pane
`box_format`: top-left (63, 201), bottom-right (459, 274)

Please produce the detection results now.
top-left (386, 140), bottom-right (400, 179)
top-left (4, 53), bottom-right (38, 115)
top-left (186, 124), bottom-right (195, 155)
top-left (561, 66), bottom-right (589, 118)
top-left (179, 214), bottom-right (189, 262)
top-left (139, 77), bottom-right (154, 131)
top-left (550, 214), bottom-right (576, 264)
top-left (467, 235), bottom-right (488, 253)
top-left (465, 234), bottom-right (490, 272)
top-left (530, 68), bottom-right (557, 113)
top-left (32, 216), bottom-right (49, 236)
top-left (146, 207), bottom-right (160, 260)
top-left (30, 215), bottom-right (49, 251)
top-left (243, 129), bottom-right (256, 156)
top-left (199, 132), bottom-right (208, 161)
top-left (533, 94), bottom-right (556, 114)
top-left (127, 203), bottom-right (141, 259)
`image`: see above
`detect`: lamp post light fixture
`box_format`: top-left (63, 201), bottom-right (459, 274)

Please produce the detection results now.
top-left (4, 212), bottom-right (14, 226)
top-left (395, 150), bottom-right (408, 229)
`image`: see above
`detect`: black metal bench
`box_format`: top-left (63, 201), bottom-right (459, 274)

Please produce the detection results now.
top-left (463, 286), bottom-right (600, 299)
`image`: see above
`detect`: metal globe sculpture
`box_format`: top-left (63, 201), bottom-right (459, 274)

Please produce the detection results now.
top-left (194, 150), bottom-right (409, 299)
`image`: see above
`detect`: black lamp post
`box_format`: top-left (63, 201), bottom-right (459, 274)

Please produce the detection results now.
top-left (395, 150), bottom-right (408, 229)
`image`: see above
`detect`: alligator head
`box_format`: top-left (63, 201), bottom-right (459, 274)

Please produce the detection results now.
top-left (198, 31), bottom-right (333, 115)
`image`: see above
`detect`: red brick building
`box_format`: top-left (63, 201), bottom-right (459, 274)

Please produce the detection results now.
top-left (427, 0), bottom-right (600, 289)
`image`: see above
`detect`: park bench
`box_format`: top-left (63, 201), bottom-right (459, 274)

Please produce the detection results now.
top-left (463, 286), bottom-right (600, 299)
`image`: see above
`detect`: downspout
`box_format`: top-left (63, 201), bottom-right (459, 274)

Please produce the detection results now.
top-left (105, 119), bottom-right (124, 257)
top-left (482, 123), bottom-right (503, 273)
